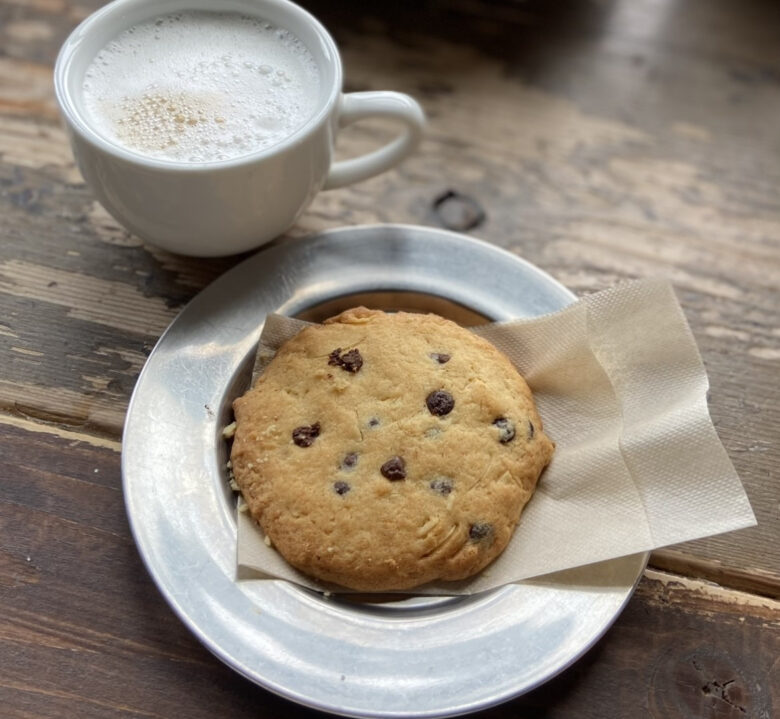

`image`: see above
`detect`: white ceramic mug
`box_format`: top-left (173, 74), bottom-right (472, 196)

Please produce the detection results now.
top-left (54, 0), bottom-right (425, 256)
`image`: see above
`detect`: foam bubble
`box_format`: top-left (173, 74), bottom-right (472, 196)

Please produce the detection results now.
top-left (82, 11), bottom-right (321, 163)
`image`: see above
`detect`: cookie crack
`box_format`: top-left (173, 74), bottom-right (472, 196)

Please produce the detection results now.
top-left (420, 523), bottom-right (459, 560)
top-left (465, 458), bottom-right (497, 494)
top-left (355, 409), bottom-right (364, 441)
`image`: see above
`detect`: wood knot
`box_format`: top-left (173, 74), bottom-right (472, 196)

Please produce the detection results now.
top-left (431, 189), bottom-right (485, 231)
top-left (649, 646), bottom-right (770, 718)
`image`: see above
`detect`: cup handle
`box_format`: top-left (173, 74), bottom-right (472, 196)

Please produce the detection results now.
top-left (322, 91), bottom-right (425, 191)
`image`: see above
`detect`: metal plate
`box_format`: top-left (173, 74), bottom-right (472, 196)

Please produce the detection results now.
top-left (122, 224), bottom-right (647, 718)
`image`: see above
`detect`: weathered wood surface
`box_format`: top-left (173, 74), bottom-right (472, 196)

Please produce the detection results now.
top-left (0, 0), bottom-right (779, 715)
top-left (1, 420), bottom-right (778, 718)
top-left (1, 0), bottom-right (777, 592)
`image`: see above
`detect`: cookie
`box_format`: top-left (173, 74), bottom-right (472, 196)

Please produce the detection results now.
top-left (230, 308), bottom-right (554, 591)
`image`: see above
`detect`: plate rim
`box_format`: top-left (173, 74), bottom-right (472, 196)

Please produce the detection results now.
top-left (122, 223), bottom-right (649, 718)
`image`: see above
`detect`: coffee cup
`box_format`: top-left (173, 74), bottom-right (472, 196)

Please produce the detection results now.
top-left (54, 0), bottom-right (425, 256)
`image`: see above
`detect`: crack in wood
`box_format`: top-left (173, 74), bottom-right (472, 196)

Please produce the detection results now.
top-left (700, 678), bottom-right (746, 714)
top-left (0, 411), bottom-right (121, 450)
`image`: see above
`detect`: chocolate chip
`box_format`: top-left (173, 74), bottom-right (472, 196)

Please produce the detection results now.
top-left (334, 481), bottom-right (351, 495)
top-left (368, 417), bottom-right (380, 428)
top-left (342, 452), bottom-right (358, 470)
top-left (380, 456), bottom-right (406, 481)
top-left (328, 347), bottom-right (363, 373)
top-left (426, 390), bottom-right (454, 416)
top-left (469, 523), bottom-right (493, 542)
top-left (493, 418), bottom-right (515, 443)
top-left (430, 477), bottom-right (453, 495)
top-left (339, 349), bottom-right (363, 372)
top-left (528, 420), bottom-right (535, 439)
top-left (292, 422), bottom-right (320, 447)
top-left (430, 352), bottom-right (451, 364)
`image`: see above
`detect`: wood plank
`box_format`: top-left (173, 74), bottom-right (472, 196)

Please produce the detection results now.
top-left (0, 412), bottom-right (121, 450)
top-left (515, 570), bottom-right (780, 719)
top-left (1, 422), bottom-right (778, 718)
top-left (0, 0), bottom-right (778, 590)
top-left (651, 549), bottom-right (780, 601)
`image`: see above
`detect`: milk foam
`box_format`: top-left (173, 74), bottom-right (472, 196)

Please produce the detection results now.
top-left (82, 11), bottom-right (321, 163)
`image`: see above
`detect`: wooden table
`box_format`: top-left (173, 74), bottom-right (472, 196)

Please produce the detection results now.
top-left (2, 0), bottom-right (778, 716)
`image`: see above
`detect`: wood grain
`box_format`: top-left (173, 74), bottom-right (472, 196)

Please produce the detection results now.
top-left (0, 0), bottom-right (779, 714)
top-left (3, 0), bottom-right (776, 588)
top-left (1, 422), bottom-right (777, 718)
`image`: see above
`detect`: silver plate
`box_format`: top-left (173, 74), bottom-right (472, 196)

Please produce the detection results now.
top-left (122, 224), bottom-right (647, 718)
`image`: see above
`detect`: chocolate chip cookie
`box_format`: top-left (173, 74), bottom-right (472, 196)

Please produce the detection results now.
top-left (230, 308), bottom-right (554, 591)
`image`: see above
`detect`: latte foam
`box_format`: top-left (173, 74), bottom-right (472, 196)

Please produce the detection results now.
top-left (82, 11), bottom-right (321, 163)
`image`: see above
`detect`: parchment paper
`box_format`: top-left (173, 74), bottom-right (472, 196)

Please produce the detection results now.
top-left (235, 279), bottom-right (756, 593)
